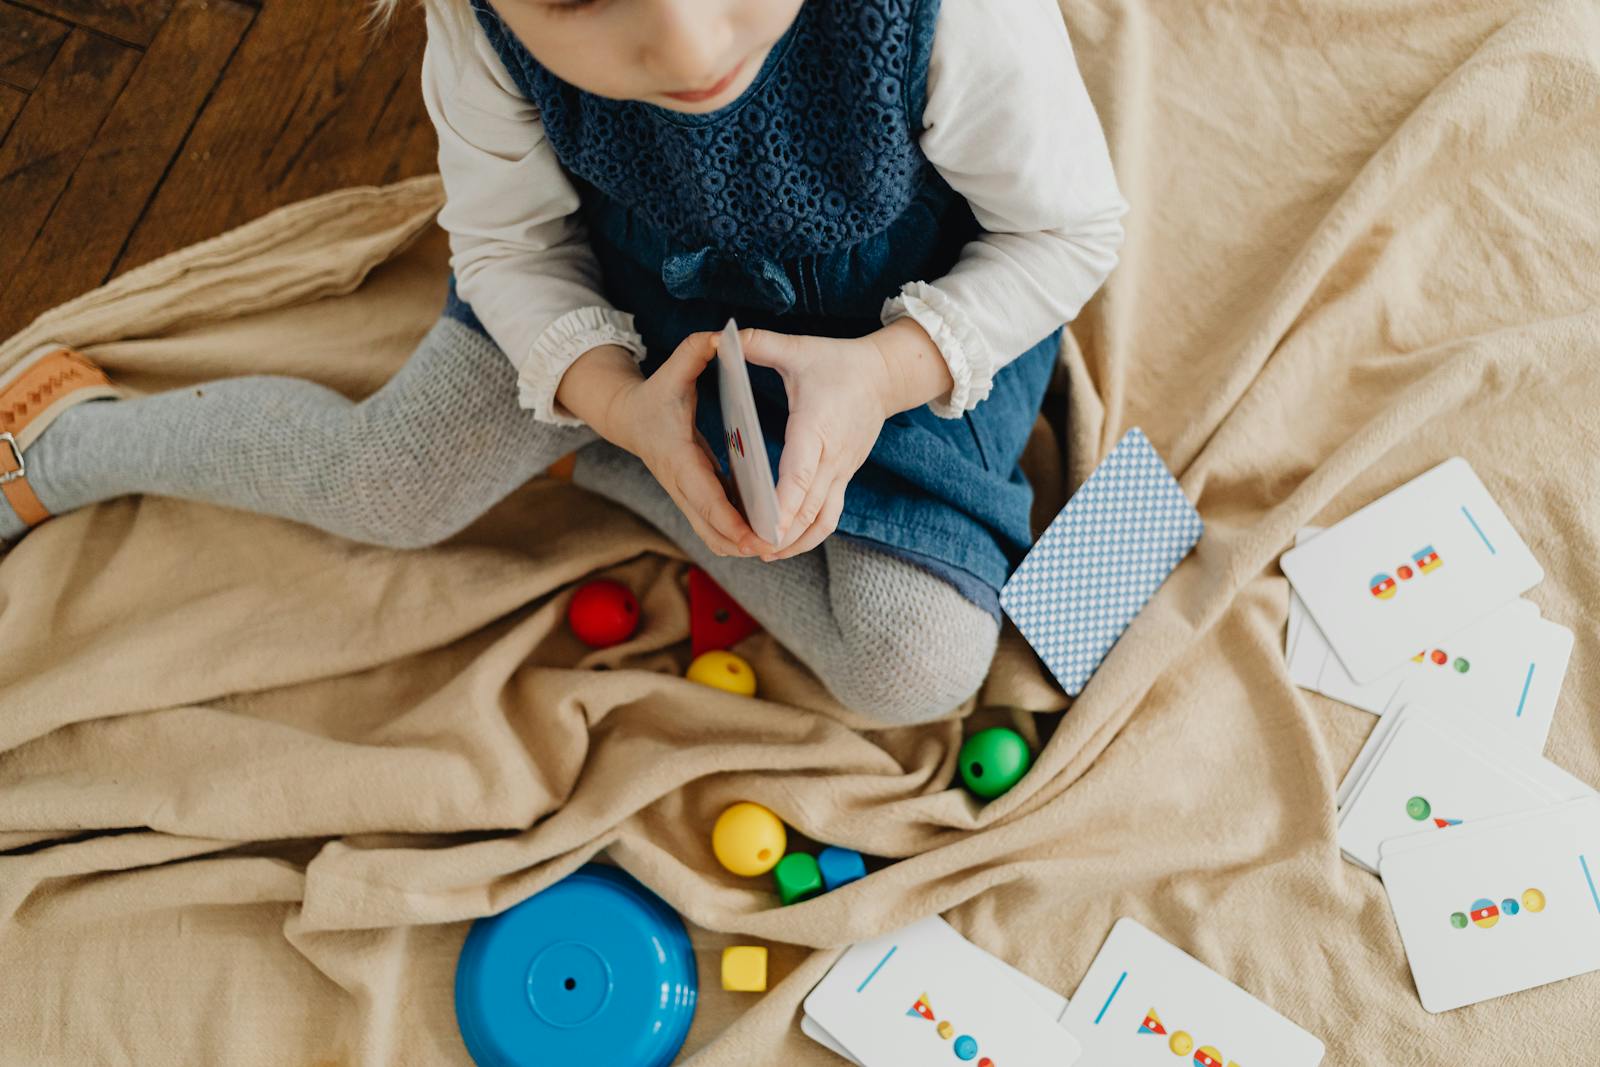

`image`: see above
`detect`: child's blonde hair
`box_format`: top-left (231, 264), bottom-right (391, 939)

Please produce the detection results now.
top-left (367, 0), bottom-right (468, 31)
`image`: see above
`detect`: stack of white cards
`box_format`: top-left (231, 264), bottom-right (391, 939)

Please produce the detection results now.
top-left (1334, 704), bottom-right (1600, 1012)
top-left (715, 319), bottom-right (782, 547)
top-left (1335, 703), bottom-right (1592, 874)
top-left (802, 916), bottom-right (1324, 1065)
top-left (1282, 458), bottom-right (1573, 738)
top-left (1282, 458), bottom-right (1600, 1013)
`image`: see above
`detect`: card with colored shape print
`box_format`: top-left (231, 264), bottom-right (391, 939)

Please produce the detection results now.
top-left (1379, 774), bottom-right (1597, 861)
top-left (1380, 748), bottom-right (1595, 862)
top-left (1313, 597), bottom-right (1542, 717)
top-left (1061, 918), bottom-right (1324, 1067)
top-left (1001, 427), bottom-right (1203, 697)
top-left (1379, 796), bottom-right (1600, 1012)
top-left (800, 918), bottom-right (1071, 1066)
top-left (1288, 524), bottom-right (1568, 739)
top-left (1335, 715), bottom-right (1559, 873)
top-left (716, 318), bottom-right (783, 547)
top-left (1337, 702), bottom-right (1591, 821)
top-left (1280, 457), bottom-right (1544, 683)
top-left (803, 916), bottom-right (1081, 1067)
top-left (1388, 613), bottom-right (1572, 747)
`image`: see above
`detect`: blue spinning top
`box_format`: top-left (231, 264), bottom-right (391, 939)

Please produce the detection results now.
top-left (454, 863), bottom-right (697, 1067)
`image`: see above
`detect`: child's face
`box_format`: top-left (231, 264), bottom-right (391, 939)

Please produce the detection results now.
top-left (489, 0), bottom-right (805, 114)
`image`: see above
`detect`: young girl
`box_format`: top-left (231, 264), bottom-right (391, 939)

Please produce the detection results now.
top-left (0, 0), bottom-right (1124, 724)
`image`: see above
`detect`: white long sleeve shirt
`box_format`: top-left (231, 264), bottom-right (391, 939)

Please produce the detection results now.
top-left (421, 0), bottom-right (1127, 425)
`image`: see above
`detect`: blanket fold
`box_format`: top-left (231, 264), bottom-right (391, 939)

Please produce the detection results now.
top-left (3, 1), bottom-right (1597, 1063)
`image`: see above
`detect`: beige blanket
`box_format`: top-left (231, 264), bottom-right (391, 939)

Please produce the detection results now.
top-left (3, 1), bottom-right (1598, 1062)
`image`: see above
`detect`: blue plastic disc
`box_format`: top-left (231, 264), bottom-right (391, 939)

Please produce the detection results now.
top-left (454, 864), bottom-right (697, 1067)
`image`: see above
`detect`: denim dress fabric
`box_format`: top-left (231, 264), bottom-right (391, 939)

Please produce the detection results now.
top-left (445, 0), bottom-right (1063, 612)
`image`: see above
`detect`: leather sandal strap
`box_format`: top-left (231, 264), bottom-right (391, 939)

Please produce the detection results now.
top-left (0, 347), bottom-right (118, 531)
top-left (0, 437), bottom-right (49, 526)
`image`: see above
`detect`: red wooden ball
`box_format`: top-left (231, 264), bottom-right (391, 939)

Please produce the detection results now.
top-left (567, 580), bottom-right (640, 648)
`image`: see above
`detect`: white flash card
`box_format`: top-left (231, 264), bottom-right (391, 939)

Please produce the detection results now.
top-left (1380, 797), bottom-right (1600, 1012)
top-left (803, 916), bottom-right (1081, 1067)
top-left (1281, 458), bottom-right (1543, 682)
top-left (716, 318), bottom-right (782, 546)
top-left (1061, 919), bottom-right (1324, 1066)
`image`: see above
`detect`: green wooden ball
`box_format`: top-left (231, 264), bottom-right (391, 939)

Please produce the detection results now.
top-left (957, 728), bottom-right (1032, 799)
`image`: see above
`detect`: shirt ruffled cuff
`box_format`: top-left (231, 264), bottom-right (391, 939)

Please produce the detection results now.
top-left (880, 280), bottom-right (996, 418)
top-left (516, 306), bottom-right (647, 425)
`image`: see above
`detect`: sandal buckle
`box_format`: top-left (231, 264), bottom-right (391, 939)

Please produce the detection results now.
top-left (0, 432), bottom-right (24, 484)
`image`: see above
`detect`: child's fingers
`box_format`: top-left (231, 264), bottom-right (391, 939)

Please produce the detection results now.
top-left (668, 484), bottom-right (744, 557)
top-left (663, 331), bottom-right (720, 388)
top-left (765, 482), bottom-right (845, 560)
top-left (780, 456), bottom-right (833, 551)
top-left (678, 456), bottom-right (763, 553)
top-left (737, 328), bottom-right (800, 371)
top-left (772, 425), bottom-right (824, 540)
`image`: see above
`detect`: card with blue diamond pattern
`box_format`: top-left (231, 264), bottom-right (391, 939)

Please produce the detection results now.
top-left (1001, 427), bottom-right (1202, 696)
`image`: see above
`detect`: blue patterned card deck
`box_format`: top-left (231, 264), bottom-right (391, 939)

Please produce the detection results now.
top-left (1001, 427), bottom-right (1203, 696)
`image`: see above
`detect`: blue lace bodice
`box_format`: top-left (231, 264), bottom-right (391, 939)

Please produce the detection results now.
top-left (454, 0), bottom-right (1056, 603)
top-left (469, 0), bottom-right (942, 263)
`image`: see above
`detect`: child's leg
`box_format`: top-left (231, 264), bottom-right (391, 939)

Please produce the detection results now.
top-left (0, 318), bottom-right (595, 547)
top-left (5, 312), bottom-right (995, 721)
top-left (573, 441), bottom-right (999, 726)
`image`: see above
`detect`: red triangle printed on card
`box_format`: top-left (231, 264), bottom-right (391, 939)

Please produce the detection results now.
top-left (689, 566), bottom-right (759, 657)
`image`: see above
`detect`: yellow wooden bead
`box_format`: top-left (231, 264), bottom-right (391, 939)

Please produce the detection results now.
top-left (712, 801), bottom-right (787, 876)
top-left (687, 650), bottom-right (757, 696)
top-left (721, 945), bottom-right (768, 992)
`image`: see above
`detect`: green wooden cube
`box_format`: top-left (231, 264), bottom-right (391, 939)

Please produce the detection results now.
top-left (772, 852), bottom-right (823, 905)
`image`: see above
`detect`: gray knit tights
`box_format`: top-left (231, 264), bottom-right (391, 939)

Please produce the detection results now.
top-left (2, 318), bottom-right (997, 724)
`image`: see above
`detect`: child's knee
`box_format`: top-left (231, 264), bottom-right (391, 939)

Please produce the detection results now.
top-left (826, 603), bottom-right (999, 726)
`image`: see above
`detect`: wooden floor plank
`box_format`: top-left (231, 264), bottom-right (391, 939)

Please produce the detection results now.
top-left (15, 0), bottom-right (172, 48)
top-left (0, 2), bottom-right (69, 91)
top-left (0, 0), bottom-right (253, 337)
top-left (0, 82), bottom-right (22, 140)
top-left (0, 29), bottom-right (137, 289)
top-left (115, 0), bottom-right (433, 276)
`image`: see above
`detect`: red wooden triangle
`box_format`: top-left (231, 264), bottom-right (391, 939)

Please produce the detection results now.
top-left (689, 566), bottom-right (759, 657)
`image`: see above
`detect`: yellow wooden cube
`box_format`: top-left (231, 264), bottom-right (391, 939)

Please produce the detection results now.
top-left (721, 945), bottom-right (768, 992)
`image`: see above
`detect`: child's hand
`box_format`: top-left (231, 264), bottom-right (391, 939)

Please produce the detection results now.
top-left (738, 328), bottom-right (903, 561)
top-left (605, 332), bottom-right (772, 558)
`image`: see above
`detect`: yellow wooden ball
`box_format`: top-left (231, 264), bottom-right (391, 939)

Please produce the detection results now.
top-left (687, 650), bottom-right (757, 696)
top-left (712, 802), bottom-right (787, 876)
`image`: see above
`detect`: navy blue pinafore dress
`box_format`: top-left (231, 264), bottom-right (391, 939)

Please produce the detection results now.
top-left (445, 0), bottom-right (1062, 615)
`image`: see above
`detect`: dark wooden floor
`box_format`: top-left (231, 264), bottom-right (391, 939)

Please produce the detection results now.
top-left (0, 0), bottom-right (435, 338)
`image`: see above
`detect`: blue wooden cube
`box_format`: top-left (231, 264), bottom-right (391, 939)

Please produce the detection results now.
top-left (817, 846), bottom-right (866, 892)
